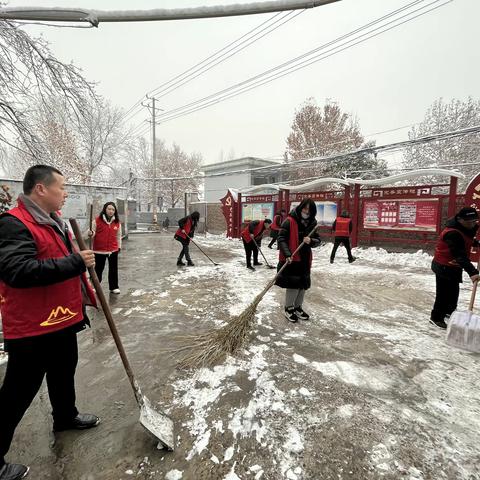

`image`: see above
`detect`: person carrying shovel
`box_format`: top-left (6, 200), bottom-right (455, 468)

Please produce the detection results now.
top-left (430, 207), bottom-right (480, 329)
top-left (175, 211), bottom-right (200, 266)
top-left (0, 165), bottom-right (99, 480)
top-left (276, 199), bottom-right (321, 323)
top-left (241, 218), bottom-right (272, 271)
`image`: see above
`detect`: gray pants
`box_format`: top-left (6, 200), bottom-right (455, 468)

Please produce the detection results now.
top-left (285, 288), bottom-right (305, 308)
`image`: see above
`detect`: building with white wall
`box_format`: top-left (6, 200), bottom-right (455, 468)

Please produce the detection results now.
top-left (202, 157), bottom-right (283, 202)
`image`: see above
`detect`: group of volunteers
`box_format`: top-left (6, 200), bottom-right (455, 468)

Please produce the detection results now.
top-left (0, 164), bottom-right (479, 480)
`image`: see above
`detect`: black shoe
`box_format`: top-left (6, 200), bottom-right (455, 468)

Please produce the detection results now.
top-left (284, 307), bottom-right (298, 323)
top-left (247, 265), bottom-right (256, 271)
top-left (176, 260), bottom-right (185, 266)
top-left (253, 262), bottom-right (263, 266)
top-left (54, 413), bottom-right (100, 432)
top-left (349, 257), bottom-right (357, 263)
top-left (429, 319), bottom-right (447, 330)
top-left (0, 463), bottom-right (29, 480)
top-left (187, 261), bottom-right (195, 266)
top-left (295, 307), bottom-right (310, 321)
top-left (330, 259), bottom-right (334, 264)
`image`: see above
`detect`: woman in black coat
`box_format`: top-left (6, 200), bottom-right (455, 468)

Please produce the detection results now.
top-left (276, 198), bottom-right (320, 323)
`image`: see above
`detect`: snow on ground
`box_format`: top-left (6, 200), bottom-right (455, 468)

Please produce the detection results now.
top-left (120, 234), bottom-right (480, 479)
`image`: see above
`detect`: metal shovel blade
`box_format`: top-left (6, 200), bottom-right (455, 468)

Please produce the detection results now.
top-left (139, 394), bottom-right (175, 450)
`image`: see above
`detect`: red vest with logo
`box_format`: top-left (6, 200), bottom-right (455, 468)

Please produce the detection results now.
top-left (433, 227), bottom-right (474, 267)
top-left (241, 220), bottom-right (265, 243)
top-left (175, 217), bottom-right (193, 240)
top-left (335, 217), bottom-right (351, 237)
top-left (0, 202), bottom-right (96, 339)
top-left (93, 216), bottom-right (120, 252)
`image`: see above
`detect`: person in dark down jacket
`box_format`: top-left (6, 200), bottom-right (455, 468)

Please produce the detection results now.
top-left (88, 202), bottom-right (122, 294)
top-left (0, 165), bottom-right (99, 480)
top-left (276, 198), bottom-right (321, 323)
top-left (174, 211), bottom-right (200, 266)
top-left (430, 207), bottom-right (479, 329)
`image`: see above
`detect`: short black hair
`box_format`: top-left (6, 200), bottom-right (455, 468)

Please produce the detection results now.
top-left (23, 165), bottom-right (63, 194)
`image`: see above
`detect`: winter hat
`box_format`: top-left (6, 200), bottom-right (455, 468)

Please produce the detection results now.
top-left (456, 207), bottom-right (479, 220)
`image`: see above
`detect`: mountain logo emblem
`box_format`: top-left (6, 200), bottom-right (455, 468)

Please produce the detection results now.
top-left (41, 306), bottom-right (77, 327)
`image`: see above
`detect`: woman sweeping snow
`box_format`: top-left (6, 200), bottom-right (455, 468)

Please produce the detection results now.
top-left (276, 198), bottom-right (320, 323)
top-left (175, 211), bottom-right (200, 266)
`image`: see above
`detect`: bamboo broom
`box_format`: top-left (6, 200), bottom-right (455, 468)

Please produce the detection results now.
top-left (176, 225), bottom-right (319, 368)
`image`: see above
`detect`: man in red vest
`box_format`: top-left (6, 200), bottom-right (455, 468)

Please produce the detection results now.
top-left (0, 165), bottom-right (99, 480)
top-left (241, 218), bottom-right (272, 270)
top-left (330, 210), bottom-right (356, 264)
top-left (430, 207), bottom-right (479, 329)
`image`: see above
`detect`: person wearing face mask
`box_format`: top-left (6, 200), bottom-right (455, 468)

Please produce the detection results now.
top-left (430, 207), bottom-right (480, 329)
top-left (276, 198), bottom-right (321, 323)
top-left (88, 202), bottom-right (122, 294)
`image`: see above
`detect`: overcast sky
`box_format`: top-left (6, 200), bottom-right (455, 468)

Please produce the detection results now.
top-left (5, 0), bottom-right (480, 166)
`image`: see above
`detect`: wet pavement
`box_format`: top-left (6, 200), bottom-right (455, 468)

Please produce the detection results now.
top-left (3, 233), bottom-right (480, 480)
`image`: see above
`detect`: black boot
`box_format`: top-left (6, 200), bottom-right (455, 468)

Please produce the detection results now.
top-left (247, 265), bottom-right (255, 271)
top-left (0, 463), bottom-right (29, 480)
top-left (187, 260), bottom-right (195, 266)
top-left (54, 413), bottom-right (100, 432)
top-left (177, 259), bottom-right (185, 266)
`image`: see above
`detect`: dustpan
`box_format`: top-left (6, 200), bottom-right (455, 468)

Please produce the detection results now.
top-left (446, 263), bottom-right (480, 353)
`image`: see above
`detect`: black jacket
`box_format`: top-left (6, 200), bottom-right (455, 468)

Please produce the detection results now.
top-left (275, 201), bottom-right (320, 290)
top-left (431, 218), bottom-right (479, 282)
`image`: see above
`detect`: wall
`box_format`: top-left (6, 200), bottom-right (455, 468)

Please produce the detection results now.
top-left (204, 172), bottom-right (250, 202)
top-left (0, 178), bottom-right (127, 233)
top-left (190, 201), bottom-right (226, 234)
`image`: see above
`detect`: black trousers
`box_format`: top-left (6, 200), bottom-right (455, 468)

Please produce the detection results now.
top-left (243, 239), bottom-right (260, 266)
top-left (330, 237), bottom-right (353, 261)
top-left (94, 251), bottom-right (119, 290)
top-left (0, 329), bottom-right (79, 464)
top-left (431, 275), bottom-right (460, 322)
top-left (177, 239), bottom-right (192, 262)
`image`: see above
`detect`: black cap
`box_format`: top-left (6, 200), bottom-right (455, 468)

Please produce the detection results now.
top-left (457, 207), bottom-right (479, 220)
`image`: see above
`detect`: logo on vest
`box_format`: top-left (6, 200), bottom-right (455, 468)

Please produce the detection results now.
top-left (41, 306), bottom-right (77, 327)
top-left (0, 294), bottom-right (5, 305)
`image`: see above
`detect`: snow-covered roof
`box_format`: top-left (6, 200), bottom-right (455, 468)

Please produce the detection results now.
top-left (280, 177), bottom-right (351, 192)
top-left (238, 184), bottom-right (281, 194)
top-left (348, 168), bottom-right (464, 186)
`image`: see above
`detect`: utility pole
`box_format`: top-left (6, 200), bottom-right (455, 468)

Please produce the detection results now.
top-left (142, 96), bottom-right (163, 225)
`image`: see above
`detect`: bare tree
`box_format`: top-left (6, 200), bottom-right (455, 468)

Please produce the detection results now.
top-left (403, 97), bottom-right (480, 190)
top-left (285, 98), bottom-right (386, 181)
top-left (0, 19), bottom-right (96, 162)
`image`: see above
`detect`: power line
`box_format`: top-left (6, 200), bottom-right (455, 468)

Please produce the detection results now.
top-left (154, 0), bottom-right (450, 124)
top-left (119, 10), bottom-right (303, 126)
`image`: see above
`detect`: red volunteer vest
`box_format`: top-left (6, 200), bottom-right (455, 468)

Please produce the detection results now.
top-left (270, 214), bottom-right (282, 232)
top-left (335, 217), bottom-right (351, 237)
top-left (0, 202), bottom-right (96, 339)
top-left (279, 216), bottom-right (313, 266)
top-left (175, 217), bottom-right (193, 240)
top-left (93, 216), bottom-right (120, 252)
top-left (241, 220), bottom-right (266, 243)
top-left (433, 227), bottom-right (474, 267)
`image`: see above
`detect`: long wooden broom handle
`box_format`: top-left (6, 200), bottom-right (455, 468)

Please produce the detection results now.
top-left (187, 235), bottom-right (218, 265)
top-left (251, 236), bottom-right (272, 267)
top-left (469, 258), bottom-right (480, 312)
top-left (70, 218), bottom-right (142, 404)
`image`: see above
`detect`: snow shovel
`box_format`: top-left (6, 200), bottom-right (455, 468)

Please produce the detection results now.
top-left (188, 235), bottom-right (220, 266)
top-left (251, 237), bottom-right (275, 269)
top-left (70, 219), bottom-right (175, 450)
top-left (446, 263), bottom-right (480, 353)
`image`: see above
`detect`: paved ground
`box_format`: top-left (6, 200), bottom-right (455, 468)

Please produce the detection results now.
top-left (2, 233), bottom-right (480, 480)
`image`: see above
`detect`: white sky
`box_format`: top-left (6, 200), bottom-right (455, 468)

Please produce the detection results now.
top-left (5, 0), bottom-right (480, 166)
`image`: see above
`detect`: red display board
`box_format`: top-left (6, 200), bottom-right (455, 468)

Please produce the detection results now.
top-left (220, 190), bottom-right (237, 238)
top-left (363, 199), bottom-right (439, 232)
